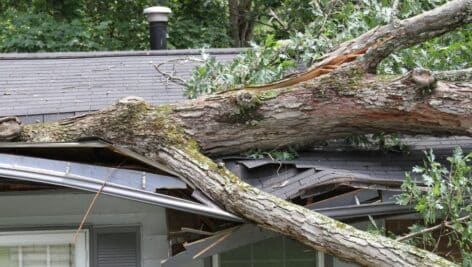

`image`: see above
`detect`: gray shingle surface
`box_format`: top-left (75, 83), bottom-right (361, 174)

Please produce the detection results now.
top-left (0, 48), bottom-right (244, 120)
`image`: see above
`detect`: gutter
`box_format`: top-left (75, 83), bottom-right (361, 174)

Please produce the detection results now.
top-left (0, 153), bottom-right (242, 222)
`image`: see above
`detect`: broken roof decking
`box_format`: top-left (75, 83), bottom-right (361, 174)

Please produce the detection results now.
top-left (226, 136), bottom-right (472, 197)
top-left (222, 136), bottom-right (472, 217)
top-left (0, 49), bottom-right (243, 123)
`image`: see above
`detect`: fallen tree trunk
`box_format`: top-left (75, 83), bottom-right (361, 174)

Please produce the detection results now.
top-left (5, 0), bottom-right (472, 266)
top-left (172, 66), bottom-right (472, 155)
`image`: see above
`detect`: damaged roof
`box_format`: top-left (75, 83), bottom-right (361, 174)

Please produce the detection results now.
top-left (163, 136), bottom-right (472, 266)
top-left (222, 136), bottom-right (472, 219)
top-left (2, 48), bottom-right (472, 265)
top-left (2, 48), bottom-right (472, 220)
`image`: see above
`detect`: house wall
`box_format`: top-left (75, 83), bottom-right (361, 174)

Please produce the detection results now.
top-left (0, 190), bottom-right (203, 267)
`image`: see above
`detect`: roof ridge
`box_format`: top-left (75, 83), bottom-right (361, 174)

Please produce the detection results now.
top-left (0, 48), bottom-right (247, 60)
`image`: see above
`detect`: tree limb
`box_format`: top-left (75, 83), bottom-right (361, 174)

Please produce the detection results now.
top-left (243, 0), bottom-right (471, 91)
top-left (153, 57), bottom-right (204, 86)
top-left (354, 0), bottom-right (472, 72)
top-left (153, 63), bottom-right (186, 86)
top-left (389, 0), bottom-right (400, 24)
top-left (396, 215), bottom-right (470, 242)
top-left (268, 8), bottom-right (288, 30)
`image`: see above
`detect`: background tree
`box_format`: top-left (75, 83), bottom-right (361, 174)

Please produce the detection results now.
top-left (0, 0), bottom-right (232, 51)
top-left (1, 0), bottom-right (469, 58)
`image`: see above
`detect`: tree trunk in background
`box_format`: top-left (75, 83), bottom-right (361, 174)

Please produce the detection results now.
top-left (228, 0), bottom-right (256, 47)
top-left (4, 0), bottom-right (472, 266)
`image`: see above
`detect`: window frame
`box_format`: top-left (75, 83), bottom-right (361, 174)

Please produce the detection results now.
top-left (0, 229), bottom-right (89, 267)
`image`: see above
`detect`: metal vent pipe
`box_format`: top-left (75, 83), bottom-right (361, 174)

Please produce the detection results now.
top-left (143, 6), bottom-right (172, 50)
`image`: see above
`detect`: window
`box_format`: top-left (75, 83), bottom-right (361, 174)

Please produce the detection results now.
top-left (0, 230), bottom-right (89, 267)
top-left (219, 236), bottom-right (317, 267)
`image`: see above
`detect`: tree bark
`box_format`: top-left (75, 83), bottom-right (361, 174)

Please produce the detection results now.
top-left (171, 67), bottom-right (472, 156)
top-left (7, 0), bottom-right (472, 266)
top-left (228, 0), bottom-right (256, 47)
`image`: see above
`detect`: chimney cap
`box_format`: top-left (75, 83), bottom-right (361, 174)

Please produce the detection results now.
top-left (143, 6), bottom-right (172, 22)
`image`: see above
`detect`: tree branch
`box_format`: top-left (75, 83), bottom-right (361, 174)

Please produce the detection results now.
top-left (389, 0), bottom-right (400, 24)
top-left (268, 8), bottom-right (288, 30)
top-left (361, 0), bottom-right (472, 72)
top-left (154, 63), bottom-right (187, 86)
top-left (396, 215), bottom-right (470, 242)
top-left (230, 0), bottom-right (471, 93)
top-left (315, 0), bottom-right (472, 70)
top-left (153, 57), bottom-right (203, 86)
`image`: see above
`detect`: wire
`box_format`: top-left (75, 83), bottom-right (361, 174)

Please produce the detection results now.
top-left (72, 160), bottom-right (126, 244)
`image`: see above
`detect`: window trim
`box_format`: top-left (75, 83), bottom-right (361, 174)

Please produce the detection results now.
top-left (0, 229), bottom-right (89, 267)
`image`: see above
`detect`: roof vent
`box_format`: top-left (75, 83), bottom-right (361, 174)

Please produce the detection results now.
top-left (143, 6), bottom-right (172, 50)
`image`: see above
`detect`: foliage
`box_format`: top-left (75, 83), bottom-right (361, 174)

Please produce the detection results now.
top-left (2, 0), bottom-right (469, 63)
top-left (0, 0), bottom-right (150, 52)
top-left (380, 24), bottom-right (472, 73)
top-left (397, 148), bottom-right (472, 265)
top-left (244, 147), bottom-right (299, 161)
top-left (0, 9), bottom-right (96, 52)
top-left (185, 37), bottom-right (296, 98)
top-left (165, 0), bottom-right (232, 49)
top-left (344, 133), bottom-right (409, 153)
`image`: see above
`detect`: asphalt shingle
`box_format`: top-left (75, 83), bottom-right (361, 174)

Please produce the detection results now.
top-left (0, 49), bottom-right (244, 121)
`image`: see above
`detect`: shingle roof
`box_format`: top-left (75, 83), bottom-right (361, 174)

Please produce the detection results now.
top-left (0, 48), bottom-right (244, 123)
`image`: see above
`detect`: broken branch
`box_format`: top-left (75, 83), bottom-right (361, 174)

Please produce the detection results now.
top-left (396, 215), bottom-right (470, 242)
